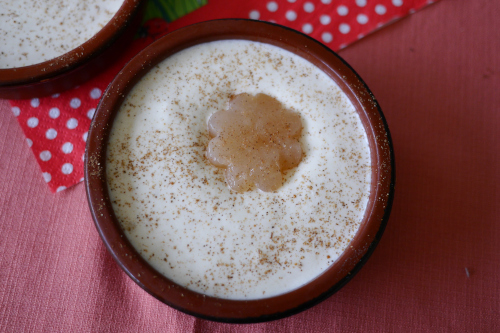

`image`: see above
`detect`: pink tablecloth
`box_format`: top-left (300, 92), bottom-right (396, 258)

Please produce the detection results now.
top-left (1, 0), bottom-right (499, 331)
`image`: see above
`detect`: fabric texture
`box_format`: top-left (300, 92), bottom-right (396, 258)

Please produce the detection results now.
top-left (1, 0), bottom-right (499, 332)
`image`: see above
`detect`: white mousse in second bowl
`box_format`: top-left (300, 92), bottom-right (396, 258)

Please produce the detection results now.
top-left (0, 0), bottom-right (124, 69)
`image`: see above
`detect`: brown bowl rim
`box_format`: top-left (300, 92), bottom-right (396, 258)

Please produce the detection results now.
top-left (85, 19), bottom-right (395, 323)
top-left (0, 0), bottom-right (142, 87)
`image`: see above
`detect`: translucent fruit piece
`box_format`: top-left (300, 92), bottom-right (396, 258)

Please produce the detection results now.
top-left (206, 93), bottom-right (303, 192)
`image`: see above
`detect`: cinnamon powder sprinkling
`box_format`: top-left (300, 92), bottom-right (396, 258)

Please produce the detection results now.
top-left (106, 40), bottom-right (371, 299)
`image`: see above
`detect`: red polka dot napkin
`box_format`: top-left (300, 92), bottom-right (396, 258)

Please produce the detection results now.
top-left (169, 0), bottom-right (438, 51)
top-left (9, 0), bottom-right (438, 193)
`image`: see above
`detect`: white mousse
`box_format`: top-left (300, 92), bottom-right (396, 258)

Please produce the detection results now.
top-left (0, 0), bottom-right (124, 68)
top-left (106, 40), bottom-right (372, 300)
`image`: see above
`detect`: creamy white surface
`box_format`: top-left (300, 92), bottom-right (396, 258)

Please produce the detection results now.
top-left (0, 0), bottom-right (124, 68)
top-left (106, 40), bottom-right (371, 300)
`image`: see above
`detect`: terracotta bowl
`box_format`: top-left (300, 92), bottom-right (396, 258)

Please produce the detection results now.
top-left (0, 0), bottom-right (145, 100)
top-left (85, 19), bottom-right (395, 323)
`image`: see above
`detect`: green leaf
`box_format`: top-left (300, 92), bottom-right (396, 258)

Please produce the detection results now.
top-left (143, 0), bottom-right (208, 23)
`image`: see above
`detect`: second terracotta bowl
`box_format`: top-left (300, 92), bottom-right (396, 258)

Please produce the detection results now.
top-left (85, 19), bottom-right (395, 323)
top-left (0, 0), bottom-right (145, 100)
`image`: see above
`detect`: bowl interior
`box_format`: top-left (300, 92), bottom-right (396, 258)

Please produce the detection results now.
top-left (85, 19), bottom-right (395, 323)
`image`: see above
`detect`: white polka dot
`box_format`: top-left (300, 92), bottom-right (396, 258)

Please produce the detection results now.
top-left (337, 5), bottom-right (348, 16)
top-left (26, 138), bottom-right (33, 147)
top-left (267, 1), bottom-right (278, 12)
top-left (46, 128), bottom-right (57, 140)
top-left (62, 142), bottom-right (73, 154)
top-left (70, 98), bottom-right (81, 109)
top-left (62, 163), bottom-right (73, 175)
top-left (43, 172), bottom-right (51, 183)
top-left (356, 0), bottom-right (367, 7)
top-left (82, 132), bottom-right (88, 142)
top-left (287, 0), bottom-right (296, 2)
top-left (66, 118), bottom-right (78, 129)
top-left (56, 186), bottom-right (67, 192)
top-left (339, 23), bottom-right (351, 34)
top-left (321, 32), bottom-right (333, 43)
top-left (409, 8), bottom-right (416, 13)
top-left (49, 107), bottom-right (60, 119)
top-left (302, 23), bottom-right (313, 34)
top-left (82, 154), bottom-right (85, 162)
top-left (39, 150), bottom-right (52, 161)
top-left (357, 14), bottom-right (369, 24)
top-left (285, 10), bottom-right (297, 21)
top-left (358, 33), bottom-right (365, 39)
top-left (392, 0), bottom-right (403, 6)
top-left (249, 10), bottom-right (260, 20)
top-left (303, 2), bottom-right (315, 13)
top-left (87, 108), bottom-right (96, 119)
top-left (321, 0), bottom-right (332, 4)
top-left (375, 4), bottom-right (387, 14)
top-left (27, 117), bottom-right (39, 128)
top-left (320, 15), bottom-right (331, 25)
top-left (268, 19), bottom-right (277, 23)
top-left (90, 88), bottom-right (102, 99)
top-left (30, 98), bottom-right (40, 108)
top-left (51, 93), bottom-right (60, 98)
top-left (11, 107), bottom-right (20, 117)
top-left (340, 43), bottom-right (347, 49)
top-left (79, 177), bottom-right (84, 182)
